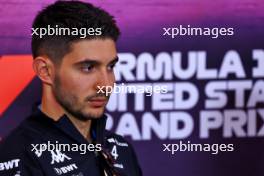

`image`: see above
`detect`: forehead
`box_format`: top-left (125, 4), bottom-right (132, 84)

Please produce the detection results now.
top-left (62, 38), bottom-right (117, 64)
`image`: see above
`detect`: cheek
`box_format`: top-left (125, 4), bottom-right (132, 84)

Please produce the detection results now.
top-left (59, 73), bottom-right (92, 95)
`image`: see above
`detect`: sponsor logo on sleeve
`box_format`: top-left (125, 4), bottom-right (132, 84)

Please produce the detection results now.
top-left (0, 159), bottom-right (20, 171)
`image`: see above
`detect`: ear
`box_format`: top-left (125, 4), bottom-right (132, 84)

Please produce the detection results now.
top-left (32, 57), bottom-right (55, 85)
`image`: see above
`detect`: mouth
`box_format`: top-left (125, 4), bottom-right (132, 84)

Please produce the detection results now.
top-left (88, 97), bottom-right (108, 108)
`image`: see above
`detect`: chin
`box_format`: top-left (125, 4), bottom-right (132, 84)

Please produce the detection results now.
top-left (85, 108), bottom-right (105, 119)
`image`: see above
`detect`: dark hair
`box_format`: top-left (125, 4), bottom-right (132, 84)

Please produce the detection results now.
top-left (31, 0), bottom-right (120, 64)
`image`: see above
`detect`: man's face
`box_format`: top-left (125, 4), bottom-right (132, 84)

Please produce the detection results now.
top-left (53, 39), bottom-right (118, 121)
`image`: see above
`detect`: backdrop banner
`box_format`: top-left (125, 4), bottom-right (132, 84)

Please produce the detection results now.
top-left (0, 1), bottom-right (264, 176)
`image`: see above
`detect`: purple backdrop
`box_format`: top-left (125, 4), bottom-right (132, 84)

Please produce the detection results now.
top-left (1, 0), bottom-right (264, 176)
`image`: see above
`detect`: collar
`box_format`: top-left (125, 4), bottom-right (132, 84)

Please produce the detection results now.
top-left (31, 104), bottom-right (107, 145)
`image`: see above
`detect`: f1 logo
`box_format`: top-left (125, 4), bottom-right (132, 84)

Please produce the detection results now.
top-left (0, 55), bottom-right (35, 116)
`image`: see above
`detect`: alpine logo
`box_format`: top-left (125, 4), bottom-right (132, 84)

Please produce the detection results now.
top-left (50, 150), bottom-right (71, 165)
top-left (107, 138), bottom-right (128, 147)
top-left (54, 164), bottom-right (78, 175)
top-left (0, 159), bottom-right (20, 171)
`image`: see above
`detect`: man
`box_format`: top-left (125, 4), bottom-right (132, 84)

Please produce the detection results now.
top-left (0, 1), bottom-right (142, 176)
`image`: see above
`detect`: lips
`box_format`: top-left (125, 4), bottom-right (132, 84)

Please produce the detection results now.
top-left (88, 98), bottom-right (107, 107)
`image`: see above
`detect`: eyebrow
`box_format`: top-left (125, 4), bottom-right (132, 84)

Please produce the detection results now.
top-left (109, 56), bottom-right (119, 65)
top-left (74, 56), bottom-right (119, 66)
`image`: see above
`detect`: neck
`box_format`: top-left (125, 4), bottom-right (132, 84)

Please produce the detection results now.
top-left (41, 84), bottom-right (92, 141)
top-left (66, 115), bottom-right (92, 142)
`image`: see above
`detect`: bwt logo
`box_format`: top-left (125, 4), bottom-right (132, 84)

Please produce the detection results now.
top-left (0, 159), bottom-right (20, 171)
top-left (0, 55), bottom-right (35, 116)
top-left (54, 164), bottom-right (78, 175)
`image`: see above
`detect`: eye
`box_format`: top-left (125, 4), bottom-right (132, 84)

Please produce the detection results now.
top-left (81, 64), bottom-right (94, 72)
top-left (107, 63), bottom-right (116, 71)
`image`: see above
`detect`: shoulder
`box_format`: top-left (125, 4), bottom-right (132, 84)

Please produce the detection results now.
top-left (0, 115), bottom-right (53, 175)
top-left (0, 117), bottom-right (45, 161)
top-left (0, 121), bottom-right (30, 174)
top-left (0, 125), bottom-right (27, 159)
